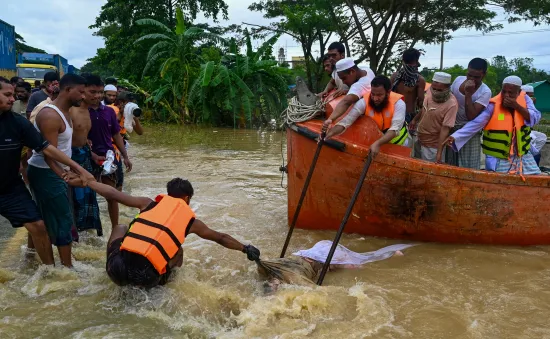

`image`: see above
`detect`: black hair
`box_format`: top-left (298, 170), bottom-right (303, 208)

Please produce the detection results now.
top-left (59, 74), bottom-right (87, 90)
top-left (371, 75), bottom-right (392, 91)
top-left (403, 48), bottom-right (421, 64)
top-left (167, 178), bottom-right (194, 199)
top-left (105, 77), bottom-right (118, 86)
top-left (10, 76), bottom-right (21, 84)
top-left (117, 91), bottom-right (137, 102)
top-left (322, 54), bottom-right (331, 63)
top-left (44, 71), bottom-right (60, 83)
top-left (16, 82), bottom-right (32, 92)
top-left (82, 73), bottom-right (104, 87)
top-left (34, 80), bottom-right (41, 87)
top-left (328, 42), bottom-right (345, 55)
top-left (0, 76), bottom-right (9, 89)
top-left (468, 58), bottom-right (488, 73)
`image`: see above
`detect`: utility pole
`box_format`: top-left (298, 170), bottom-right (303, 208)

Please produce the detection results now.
top-left (439, 26), bottom-right (445, 70)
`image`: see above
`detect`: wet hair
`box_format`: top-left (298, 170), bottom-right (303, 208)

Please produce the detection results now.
top-left (403, 48), bottom-right (421, 64)
top-left (105, 77), bottom-right (118, 86)
top-left (16, 82), bottom-right (32, 92)
top-left (371, 75), bottom-right (392, 91)
top-left (82, 73), bottom-right (104, 87)
top-left (328, 42), bottom-right (345, 54)
top-left (0, 77), bottom-right (9, 90)
top-left (167, 178), bottom-right (194, 199)
top-left (44, 71), bottom-right (60, 83)
top-left (59, 74), bottom-right (87, 90)
top-left (468, 58), bottom-right (488, 73)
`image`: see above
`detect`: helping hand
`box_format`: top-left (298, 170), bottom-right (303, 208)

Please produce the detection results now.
top-left (242, 244), bottom-right (261, 261)
top-left (322, 119), bottom-right (333, 133)
top-left (444, 136), bottom-right (455, 147)
top-left (369, 141), bottom-right (381, 158)
top-left (92, 154), bottom-right (106, 166)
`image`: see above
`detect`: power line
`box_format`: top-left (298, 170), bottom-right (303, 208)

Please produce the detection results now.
top-left (423, 53), bottom-right (550, 60)
top-left (453, 28), bottom-right (550, 38)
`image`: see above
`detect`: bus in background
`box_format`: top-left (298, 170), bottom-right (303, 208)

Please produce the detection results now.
top-left (16, 53), bottom-right (70, 85)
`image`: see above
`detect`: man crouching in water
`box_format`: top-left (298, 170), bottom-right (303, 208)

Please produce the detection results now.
top-left (67, 175), bottom-right (261, 287)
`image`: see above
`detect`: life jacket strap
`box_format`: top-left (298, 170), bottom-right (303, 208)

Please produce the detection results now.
top-left (125, 233), bottom-right (171, 263)
top-left (134, 217), bottom-right (183, 248)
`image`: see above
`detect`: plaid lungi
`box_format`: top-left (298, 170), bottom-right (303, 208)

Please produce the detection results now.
top-left (495, 153), bottom-right (541, 175)
top-left (445, 126), bottom-right (482, 169)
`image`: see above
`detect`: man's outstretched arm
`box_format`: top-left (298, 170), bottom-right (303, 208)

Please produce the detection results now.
top-left (87, 180), bottom-right (152, 210)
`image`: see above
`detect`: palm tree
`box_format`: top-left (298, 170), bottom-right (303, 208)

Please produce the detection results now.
top-left (135, 7), bottom-right (225, 123)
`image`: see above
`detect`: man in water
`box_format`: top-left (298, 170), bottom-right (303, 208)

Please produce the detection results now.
top-left (447, 58), bottom-right (492, 169)
top-left (322, 58), bottom-right (375, 131)
top-left (26, 72), bottom-right (59, 117)
top-left (69, 77), bottom-right (104, 236)
top-left (0, 76), bottom-right (93, 265)
top-left (12, 82), bottom-right (32, 117)
top-left (66, 176), bottom-right (261, 287)
top-left (447, 76), bottom-right (541, 175)
top-left (325, 75), bottom-right (409, 156)
top-left (27, 74), bottom-right (90, 267)
top-left (409, 72), bottom-right (458, 163)
top-left (391, 48), bottom-right (426, 123)
top-left (84, 74), bottom-right (132, 230)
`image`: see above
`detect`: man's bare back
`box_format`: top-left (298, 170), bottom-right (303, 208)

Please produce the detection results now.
top-left (70, 106), bottom-right (91, 148)
top-left (391, 73), bottom-right (426, 114)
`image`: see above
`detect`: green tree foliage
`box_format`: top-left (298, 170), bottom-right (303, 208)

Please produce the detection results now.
top-left (251, 0), bottom-right (550, 78)
top-left (189, 34), bottom-right (289, 127)
top-left (15, 32), bottom-right (46, 54)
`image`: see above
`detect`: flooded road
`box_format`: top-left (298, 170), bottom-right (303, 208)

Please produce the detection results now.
top-left (1, 126), bottom-right (550, 338)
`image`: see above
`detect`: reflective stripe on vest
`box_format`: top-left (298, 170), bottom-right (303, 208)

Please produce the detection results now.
top-left (482, 92), bottom-right (531, 159)
top-left (120, 194), bottom-right (196, 274)
top-left (363, 91), bottom-right (408, 145)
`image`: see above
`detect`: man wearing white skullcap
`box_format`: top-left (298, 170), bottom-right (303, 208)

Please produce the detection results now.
top-left (410, 72), bottom-right (458, 163)
top-left (448, 58), bottom-right (492, 169)
top-left (104, 85), bottom-right (118, 106)
top-left (447, 75), bottom-right (542, 175)
top-left (322, 57), bottom-right (375, 131)
top-left (521, 85), bottom-right (536, 104)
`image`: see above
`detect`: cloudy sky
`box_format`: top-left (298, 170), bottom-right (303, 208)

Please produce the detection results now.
top-left (3, 0), bottom-right (550, 71)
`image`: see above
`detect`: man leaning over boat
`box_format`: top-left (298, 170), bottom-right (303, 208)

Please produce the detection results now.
top-left (446, 76), bottom-right (542, 176)
top-left (325, 75), bottom-right (410, 156)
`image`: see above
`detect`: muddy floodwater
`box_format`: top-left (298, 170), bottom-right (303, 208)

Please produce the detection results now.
top-left (1, 126), bottom-right (550, 338)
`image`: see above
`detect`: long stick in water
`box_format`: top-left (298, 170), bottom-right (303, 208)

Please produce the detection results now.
top-left (317, 152), bottom-right (374, 285)
top-left (280, 130), bottom-right (326, 258)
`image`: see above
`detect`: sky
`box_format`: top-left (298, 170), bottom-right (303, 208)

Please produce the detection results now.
top-left (2, 0), bottom-right (550, 71)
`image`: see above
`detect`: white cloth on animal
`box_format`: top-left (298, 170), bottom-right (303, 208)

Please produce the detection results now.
top-left (292, 240), bottom-right (416, 265)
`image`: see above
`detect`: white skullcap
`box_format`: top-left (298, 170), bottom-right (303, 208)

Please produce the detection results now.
top-left (521, 85), bottom-right (534, 93)
top-left (104, 84), bottom-right (117, 92)
top-left (432, 72), bottom-right (452, 85)
top-left (335, 58), bottom-right (356, 72)
top-left (502, 76), bottom-right (522, 87)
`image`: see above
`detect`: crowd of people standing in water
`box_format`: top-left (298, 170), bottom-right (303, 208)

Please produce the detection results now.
top-left (320, 42), bottom-right (545, 176)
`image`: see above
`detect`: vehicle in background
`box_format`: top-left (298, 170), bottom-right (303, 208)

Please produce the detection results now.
top-left (16, 53), bottom-right (70, 84)
top-left (0, 19), bottom-right (16, 79)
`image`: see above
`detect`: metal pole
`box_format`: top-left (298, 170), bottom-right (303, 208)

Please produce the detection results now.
top-left (439, 27), bottom-right (445, 70)
top-left (317, 153), bottom-right (374, 285)
top-left (280, 131), bottom-right (326, 258)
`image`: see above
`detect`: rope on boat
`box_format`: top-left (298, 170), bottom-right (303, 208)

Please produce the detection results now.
top-left (280, 96), bottom-right (325, 126)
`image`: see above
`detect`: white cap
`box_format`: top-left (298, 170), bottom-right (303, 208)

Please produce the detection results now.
top-left (521, 85), bottom-right (534, 93)
top-left (502, 76), bottom-right (522, 87)
top-left (335, 58), bottom-right (356, 72)
top-left (104, 84), bottom-right (117, 92)
top-left (432, 72), bottom-right (452, 85)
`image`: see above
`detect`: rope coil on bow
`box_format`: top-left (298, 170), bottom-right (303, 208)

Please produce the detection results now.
top-left (280, 93), bottom-right (340, 127)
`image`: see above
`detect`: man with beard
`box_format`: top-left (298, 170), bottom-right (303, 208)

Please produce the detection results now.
top-left (12, 82), bottom-right (32, 117)
top-left (322, 58), bottom-right (376, 131)
top-left (325, 75), bottom-right (409, 156)
top-left (446, 76), bottom-right (541, 175)
top-left (68, 77), bottom-right (104, 236)
top-left (391, 48), bottom-right (426, 124)
top-left (447, 58), bottom-right (492, 169)
top-left (409, 72), bottom-right (457, 163)
top-left (27, 74), bottom-right (92, 267)
top-left (84, 74), bottom-right (132, 230)
top-left (26, 72), bottom-right (59, 116)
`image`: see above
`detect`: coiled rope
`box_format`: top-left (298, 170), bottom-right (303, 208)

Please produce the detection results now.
top-left (280, 92), bottom-right (341, 126)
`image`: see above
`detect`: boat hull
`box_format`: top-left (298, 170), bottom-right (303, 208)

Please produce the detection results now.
top-left (287, 108), bottom-right (550, 245)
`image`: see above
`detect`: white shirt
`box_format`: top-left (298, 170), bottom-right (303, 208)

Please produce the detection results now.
top-left (348, 71), bottom-right (375, 99)
top-left (451, 76), bottom-right (492, 126)
top-left (337, 97), bottom-right (406, 133)
top-left (332, 70), bottom-right (348, 90)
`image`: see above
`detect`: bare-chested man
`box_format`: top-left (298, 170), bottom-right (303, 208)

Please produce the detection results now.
top-left (69, 77), bottom-right (103, 236)
top-left (391, 48), bottom-right (426, 124)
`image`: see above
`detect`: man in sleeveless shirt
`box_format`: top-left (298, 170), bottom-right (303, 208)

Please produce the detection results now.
top-left (28, 74), bottom-right (89, 267)
top-left (391, 48), bottom-right (426, 124)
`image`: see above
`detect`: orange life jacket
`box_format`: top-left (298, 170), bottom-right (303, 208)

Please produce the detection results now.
top-left (482, 92), bottom-right (531, 159)
top-left (109, 104), bottom-right (127, 135)
top-left (363, 91), bottom-right (408, 145)
top-left (120, 194), bottom-right (196, 274)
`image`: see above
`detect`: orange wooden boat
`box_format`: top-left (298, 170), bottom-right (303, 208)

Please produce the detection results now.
top-left (286, 97), bottom-right (550, 246)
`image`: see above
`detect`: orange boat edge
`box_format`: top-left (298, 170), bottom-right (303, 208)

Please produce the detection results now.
top-left (286, 95), bottom-right (550, 246)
